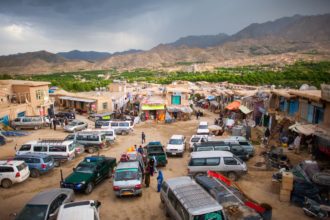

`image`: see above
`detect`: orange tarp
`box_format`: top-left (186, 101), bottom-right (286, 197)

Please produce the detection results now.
top-left (225, 100), bottom-right (241, 110)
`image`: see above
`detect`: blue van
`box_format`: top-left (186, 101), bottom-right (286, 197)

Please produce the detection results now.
top-left (14, 153), bottom-right (55, 178)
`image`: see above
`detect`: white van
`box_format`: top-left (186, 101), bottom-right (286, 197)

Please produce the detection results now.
top-left (188, 151), bottom-right (247, 181)
top-left (102, 121), bottom-right (133, 135)
top-left (85, 128), bottom-right (116, 143)
top-left (189, 135), bottom-right (208, 151)
top-left (197, 121), bottom-right (209, 135)
top-left (166, 135), bottom-right (186, 157)
top-left (0, 160), bottom-right (30, 188)
top-left (160, 176), bottom-right (225, 220)
top-left (15, 140), bottom-right (76, 165)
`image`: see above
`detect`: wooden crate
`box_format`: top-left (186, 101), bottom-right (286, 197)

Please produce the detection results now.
top-left (282, 172), bottom-right (294, 190)
top-left (279, 189), bottom-right (291, 202)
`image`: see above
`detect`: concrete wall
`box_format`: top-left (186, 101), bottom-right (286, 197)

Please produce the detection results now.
top-left (108, 83), bottom-right (126, 93)
top-left (323, 102), bottom-right (330, 129)
top-left (166, 92), bottom-right (190, 106)
top-left (0, 104), bottom-right (35, 121)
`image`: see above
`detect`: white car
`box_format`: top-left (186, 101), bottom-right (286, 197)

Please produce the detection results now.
top-left (189, 135), bottom-right (208, 151)
top-left (0, 160), bottom-right (30, 188)
top-left (197, 121), bottom-right (209, 135)
top-left (57, 200), bottom-right (101, 220)
top-left (166, 135), bottom-right (186, 157)
top-left (85, 128), bottom-right (116, 143)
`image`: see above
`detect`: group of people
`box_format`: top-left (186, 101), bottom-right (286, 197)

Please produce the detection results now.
top-left (49, 117), bottom-right (68, 130)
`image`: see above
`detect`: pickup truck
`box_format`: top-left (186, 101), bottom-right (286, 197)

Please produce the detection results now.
top-left (60, 156), bottom-right (116, 194)
top-left (145, 142), bottom-right (167, 166)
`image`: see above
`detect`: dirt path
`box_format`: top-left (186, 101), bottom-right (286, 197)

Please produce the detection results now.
top-left (0, 112), bottom-right (309, 220)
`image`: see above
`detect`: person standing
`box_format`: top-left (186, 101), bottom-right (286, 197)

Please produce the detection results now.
top-left (149, 158), bottom-right (155, 176)
top-left (141, 132), bottom-right (146, 144)
top-left (138, 145), bottom-right (144, 155)
top-left (157, 170), bottom-right (164, 192)
top-left (145, 164), bottom-right (151, 187)
top-left (294, 134), bottom-right (302, 154)
top-left (196, 111), bottom-right (199, 120)
top-left (49, 117), bottom-right (53, 129)
top-left (153, 155), bottom-right (158, 173)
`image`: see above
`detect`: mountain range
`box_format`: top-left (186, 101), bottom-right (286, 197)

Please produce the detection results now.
top-left (1, 13), bottom-right (330, 75)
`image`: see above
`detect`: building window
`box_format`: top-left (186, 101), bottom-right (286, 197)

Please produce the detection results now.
top-left (171, 95), bottom-right (181, 105)
top-left (103, 102), bottom-right (108, 110)
top-left (36, 90), bottom-right (44, 100)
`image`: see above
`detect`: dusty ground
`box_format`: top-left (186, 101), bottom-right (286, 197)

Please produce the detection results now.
top-left (0, 111), bottom-right (310, 220)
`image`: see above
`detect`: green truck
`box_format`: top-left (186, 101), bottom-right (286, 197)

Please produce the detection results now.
top-left (60, 156), bottom-right (116, 194)
top-left (145, 141), bottom-right (167, 166)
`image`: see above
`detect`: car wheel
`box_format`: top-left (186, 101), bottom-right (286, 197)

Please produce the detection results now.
top-left (88, 147), bottom-right (95, 154)
top-left (138, 192), bottom-right (142, 197)
top-left (85, 182), bottom-right (94, 194)
top-left (30, 169), bottom-right (40, 178)
top-left (1, 179), bottom-right (12, 188)
top-left (227, 172), bottom-right (238, 181)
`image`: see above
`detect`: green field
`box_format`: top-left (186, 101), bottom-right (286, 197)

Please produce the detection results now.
top-left (1, 61), bottom-right (329, 92)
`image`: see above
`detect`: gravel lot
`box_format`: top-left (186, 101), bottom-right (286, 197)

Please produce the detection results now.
top-left (0, 111), bottom-right (309, 220)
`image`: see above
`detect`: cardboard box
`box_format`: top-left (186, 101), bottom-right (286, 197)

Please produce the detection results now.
top-left (280, 189), bottom-right (291, 202)
top-left (282, 172), bottom-right (294, 190)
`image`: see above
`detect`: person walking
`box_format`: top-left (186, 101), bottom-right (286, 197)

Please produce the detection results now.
top-left (196, 111), bottom-right (199, 120)
top-left (49, 117), bottom-right (53, 129)
top-left (149, 158), bottom-right (155, 176)
top-left (145, 164), bottom-right (151, 188)
top-left (138, 145), bottom-right (144, 155)
top-left (157, 170), bottom-right (164, 192)
top-left (294, 134), bottom-right (301, 154)
top-left (53, 117), bottom-right (57, 130)
top-left (141, 132), bottom-right (146, 144)
top-left (153, 155), bottom-right (158, 173)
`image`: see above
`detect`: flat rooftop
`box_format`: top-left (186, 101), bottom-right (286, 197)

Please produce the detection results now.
top-left (0, 80), bottom-right (50, 87)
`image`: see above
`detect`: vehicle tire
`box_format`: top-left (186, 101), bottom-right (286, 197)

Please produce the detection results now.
top-left (1, 179), bottom-right (12, 188)
top-left (30, 169), bottom-right (40, 178)
top-left (138, 192), bottom-right (142, 197)
top-left (227, 172), bottom-right (238, 181)
top-left (88, 147), bottom-right (95, 154)
top-left (85, 182), bottom-right (94, 194)
top-left (121, 131), bottom-right (125, 135)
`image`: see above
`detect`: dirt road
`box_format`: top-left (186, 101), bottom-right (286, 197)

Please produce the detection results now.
top-left (0, 112), bottom-right (309, 220)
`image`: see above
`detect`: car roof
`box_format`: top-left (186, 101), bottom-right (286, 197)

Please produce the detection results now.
top-left (170, 135), bottom-right (184, 139)
top-left (191, 151), bottom-right (233, 158)
top-left (23, 140), bottom-right (39, 145)
top-left (58, 200), bottom-right (96, 220)
top-left (165, 177), bottom-right (222, 215)
top-left (27, 188), bottom-right (73, 205)
top-left (15, 152), bottom-right (50, 159)
top-left (117, 161), bottom-right (139, 169)
top-left (147, 141), bottom-right (162, 146)
top-left (35, 140), bottom-right (74, 145)
top-left (199, 121), bottom-right (208, 125)
top-left (0, 160), bottom-right (24, 166)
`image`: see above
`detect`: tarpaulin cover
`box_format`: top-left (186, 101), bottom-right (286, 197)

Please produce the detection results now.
top-left (167, 106), bottom-right (193, 113)
top-left (289, 123), bottom-right (317, 136)
top-left (239, 105), bottom-right (252, 114)
top-left (225, 100), bottom-right (241, 110)
top-left (210, 100), bottom-right (219, 107)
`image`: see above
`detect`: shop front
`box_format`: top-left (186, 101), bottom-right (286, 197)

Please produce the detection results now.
top-left (141, 104), bottom-right (165, 121)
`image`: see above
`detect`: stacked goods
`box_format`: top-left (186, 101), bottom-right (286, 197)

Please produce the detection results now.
top-left (280, 172), bottom-right (293, 202)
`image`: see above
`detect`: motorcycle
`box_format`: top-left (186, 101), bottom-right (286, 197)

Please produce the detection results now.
top-left (303, 197), bottom-right (329, 219)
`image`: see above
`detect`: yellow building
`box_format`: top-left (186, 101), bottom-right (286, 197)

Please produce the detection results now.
top-left (0, 80), bottom-right (51, 125)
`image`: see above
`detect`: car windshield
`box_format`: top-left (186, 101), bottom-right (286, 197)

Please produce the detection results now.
top-left (75, 164), bottom-right (95, 173)
top-left (148, 146), bottom-right (164, 153)
top-left (169, 139), bottom-right (183, 145)
top-left (194, 210), bottom-right (224, 220)
top-left (69, 121), bottom-right (78, 126)
top-left (65, 135), bottom-right (75, 140)
top-left (197, 147), bottom-right (214, 151)
top-left (234, 156), bottom-right (243, 164)
top-left (115, 169), bottom-right (139, 181)
top-left (199, 125), bottom-right (208, 129)
top-left (191, 137), bottom-right (201, 142)
top-left (16, 204), bottom-right (48, 220)
top-left (43, 156), bottom-right (52, 163)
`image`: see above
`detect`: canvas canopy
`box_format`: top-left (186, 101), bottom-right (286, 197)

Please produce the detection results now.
top-left (289, 123), bottom-right (317, 136)
top-left (225, 101), bottom-right (241, 110)
top-left (239, 105), bottom-right (252, 114)
top-left (167, 106), bottom-right (193, 113)
top-left (59, 96), bottom-right (95, 103)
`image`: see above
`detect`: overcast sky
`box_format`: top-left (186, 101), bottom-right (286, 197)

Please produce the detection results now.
top-left (0, 0), bottom-right (329, 55)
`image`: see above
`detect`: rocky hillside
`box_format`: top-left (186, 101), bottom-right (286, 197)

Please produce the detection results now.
top-left (1, 14), bottom-right (330, 74)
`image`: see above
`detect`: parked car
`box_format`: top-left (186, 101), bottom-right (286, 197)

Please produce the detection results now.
top-left (63, 120), bottom-right (88, 132)
top-left (14, 188), bottom-right (74, 220)
top-left (94, 119), bottom-right (110, 128)
top-left (189, 135), bottom-right (208, 151)
top-left (227, 136), bottom-right (255, 157)
top-left (11, 116), bottom-right (48, 130)
top-left (166, 135), bottom-right (186, 157)
top-left (0, 134), bottom-right (6, 146)
top-left (195, 175), bottom-right (262, 220)
top-left (160, 176), bottom-right (225, 220)
top-left (56, 200), bottom-right (101, 220)
top-left (15, 140), bottom-right (76, 166)
top-left (63, 135), bottom-right (85, 156)
top-left (101, 120), bottom-right (133, 135)
top-left (85, 128), bottom-right (116, 144)
top-left (14, 153), bottom-right (55, 178)
top-left (197, 121), bottom-right (209, 135)
top-left (55, 112), bottom-right (76, 120)
top-left (70, 131), bottom-right (109, 153)
top-left (188, 151), bottom-right (247, 181)
top-left (60, 156), bottom-right (116, 194)
top-left (229, 144), bottom-right (250, 161)
top-left (0, 160), bottom-right (30, 188)
top-left (113, 161), bottom-right (143, 197)
top-left (145, 142), bottom-right (167, 166)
